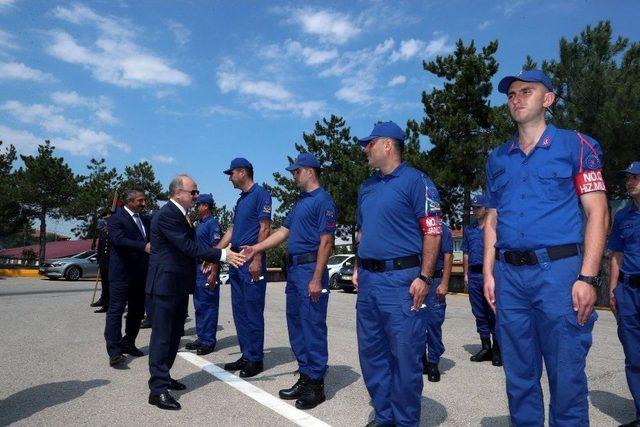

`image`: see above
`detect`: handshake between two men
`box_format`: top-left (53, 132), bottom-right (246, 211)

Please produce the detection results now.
top-left (200, 244), bottom-right (266, 287)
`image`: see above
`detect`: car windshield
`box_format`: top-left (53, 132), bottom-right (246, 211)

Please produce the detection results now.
top-left (71, 251), bottom-right (95, 259)
top-left (328, 255), bottom-right (350, 265)
top-left (343, 259), bottom-right (354, 267)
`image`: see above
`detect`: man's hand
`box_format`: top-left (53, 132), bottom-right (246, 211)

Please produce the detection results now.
top-left (609, 286), bottom-right (617, 317)
top-left (248, 256), bottom-right (262, 281)
top-left (308, 277), bottom-right (323, 302)
top-left (352, 267), bottom-right (358, 289)
top-left (226, 244), bottom-right (246, 268)
top-left (436, 282), bottom-right (447, 300)
top-left (572, 280), bottom-right (597, 326)
top-left (464, 274), bottom-right (468, 287)
top-left (409, 278), bottom-right (428, 311)
top-left (484, 274), bottom-right (496, 313)
top-left (241, 245), bottom-right (256, 260)
top-left (144, 242), bottom-right (151, 254)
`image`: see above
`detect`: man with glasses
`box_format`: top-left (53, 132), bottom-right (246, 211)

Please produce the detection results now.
top-left (147, 174), bottom-right (245, 410)
top-left (216, 158), bottom-right (272, 378)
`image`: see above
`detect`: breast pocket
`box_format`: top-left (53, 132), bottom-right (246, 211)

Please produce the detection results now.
top-left (620, 223), bottom-right (636, 241)
top-left (537, 164), bottom-right (573, 201)
top-left (488, 168), bottom-right (510, 206)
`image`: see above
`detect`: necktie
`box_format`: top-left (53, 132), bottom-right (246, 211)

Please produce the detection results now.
top-left (133, 213), bottom-right (146, 238)
top-left (185, 214), bottom-right (192, 227)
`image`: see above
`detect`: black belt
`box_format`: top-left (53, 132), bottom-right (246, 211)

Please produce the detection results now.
top-left (433, 269), bottom-right (443, 278)
top-left (469, 265), bottom-right (483, 274)
top-left (286, 252), bottom-right (317, 266)
top-left (619, 272), bottom-right (640, 288)
top-left (360, 255), bottom-right (421, 272)
top-left (496, 244), bottom-right (579, 266)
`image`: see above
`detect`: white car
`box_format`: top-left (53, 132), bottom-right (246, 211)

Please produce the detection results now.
top-left (327, 254), bottom-right (355, 290)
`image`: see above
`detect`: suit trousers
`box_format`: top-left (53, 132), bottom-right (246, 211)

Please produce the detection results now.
top-left (104, 280), bottom-right (145, 357)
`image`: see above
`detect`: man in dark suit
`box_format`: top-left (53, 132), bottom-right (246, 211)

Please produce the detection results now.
top-left (104, 189), bottom-right (150, 367)
top-left (146, 174), bottom-right (245, 410)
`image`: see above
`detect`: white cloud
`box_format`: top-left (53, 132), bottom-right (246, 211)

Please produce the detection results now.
top-left (388, 75), bottom-right (407, 87)
top-left (166, 20), bottom-right (190, 47)
top-left (0, 61), bottom-right (54, 82)
top-left (0, 124), bottom-right (42, 154)
top-left (152, 154), bottom-right (175, 164)
top-left (51, 91), bottom-right (117, 124)
top-left (390, 35), bottom-right (453, 63)
top-left (46, 4), bottom-right (190, 88)
top-left (335, 78), bottom-right (374, 104)
top-left (262, 40), bottom-right (338, 67)
top-left (205, 105), bottom-right (244, 118)
top-left (425, 35), bottom-right (453, 56)
top-left (0, 0), bottom-right (17, 12)
top-left (0, 28), bottom-right (17, 51)
top-left (0, 100), bottom-right (129, 156)
top-left (478, 20), bottom-right (493, 30)
top-left (390, 39), bottom-right (423, 62)
top-left (283, 7), bottom-right (360, 45)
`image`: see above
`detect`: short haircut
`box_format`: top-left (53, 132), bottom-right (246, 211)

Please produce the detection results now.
top-left (122, 187), bottom-right (144, 202)
top-left (169, 174), bottom-right (191, 196)
top-left (312, 167), bottom-right (321, 178)
top-left (241, 167), bottom-right (254, 180)
top-left (389, 138), bottom-right (404, 156)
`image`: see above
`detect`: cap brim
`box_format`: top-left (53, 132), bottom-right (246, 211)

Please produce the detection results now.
top-left (223, 168), bottom-right (232, 175)
top-left (358, 135), bottom-right (375, 147)
top-left (616, 169), bottom-right (638, 179)
top-left (285, 164), bottom-right (299, 172)
top-left (498, 76), bottom-right (553, 94)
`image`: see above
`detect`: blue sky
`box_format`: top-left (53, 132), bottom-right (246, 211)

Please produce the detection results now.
top-left (1, 0), bottom-right (638, 237)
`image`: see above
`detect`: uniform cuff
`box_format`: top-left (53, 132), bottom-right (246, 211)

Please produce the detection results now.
top-left (220, 249), bottom-right (227, 263)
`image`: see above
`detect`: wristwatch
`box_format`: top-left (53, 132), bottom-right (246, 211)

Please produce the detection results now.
top-left (419, 274), bottom-right (433, 285)
top-left (577, 274), bottom-right (602, 288)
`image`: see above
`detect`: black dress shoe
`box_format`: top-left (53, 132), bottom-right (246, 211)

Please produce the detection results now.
top-left (426, 363), bottom-right (441, 382)
top-left (364, 422), bottom-right (396, 427)
top-left (470, 337), bottom-right (493, 362)
top-left (90, 300), bottom-right (103, 307)
top-left (295, 379), bottom-right (325, 409)
top-left (122, 344), bottom-right (144, 357)
top-left (140, 318), bottom-right (152, 329)
top-left (239, 360), bottom-right (263, 378)
top-left (185, 340), bottom-right (201, 350)
top-left (619, 421), bottom-right (640, 427)
top-left (491, 340), bottom-right (503, 366)
top-left (94, 306), bottom-right (107, 313)
top-left (109, 354), bottom-right (126, 367)
top-left (224, 356), bottom-right (249, 371)
top-left (148, 392), bottom-right (181, 410)
top-left (196, 345), bottom-right (215, 356)
top-left (168, 379), bottom-right (187, 390)
top-left (279, 373), bottom-right (309, 400)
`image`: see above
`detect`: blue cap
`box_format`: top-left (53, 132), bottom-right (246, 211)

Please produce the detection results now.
top-left (498, 69), bottom-right (553, 94)
top-left (223, 157), bottom-right (253, 175)
top-left (471, 194), bottom-right (490, 207)
top-left (196, 193), bottom-right (214, 206)
top-left (97, 219), bottom-right (107, 228)
top-left (358, 121), bottom-right (406, 147)
top-left (286, 153), bottom-right (321, 172)
top-left (616, 161), bottom-right (640, 179)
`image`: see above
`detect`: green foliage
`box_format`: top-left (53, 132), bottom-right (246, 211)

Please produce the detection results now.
top-left (121, 161), bottom-right (166, 210)
top-left (0, 141), bottom-right (29, 244)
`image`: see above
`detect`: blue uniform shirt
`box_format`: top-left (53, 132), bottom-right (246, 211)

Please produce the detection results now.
top-left (608, 202), bottom-right (640, 275)
top-left (196, 215), bottom-right (222, 249)
top-left (434, 223), bottom-right (453, 272)
top-left (231, 183), bottom-right (272, 248)
top-left (283, 187), bottom-right (337, 255)
top-left (461, 222), bottom-right (484, 266)
top-left (357, 161), bottom-right (442, 260)
top-left (485, 124), bottom-right (605, 250)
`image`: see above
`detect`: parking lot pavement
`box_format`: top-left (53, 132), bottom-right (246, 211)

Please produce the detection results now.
top-left (0, 277), bottom-right (635, 426)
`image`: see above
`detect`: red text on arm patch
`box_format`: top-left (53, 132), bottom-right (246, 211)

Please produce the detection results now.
top-left (419, 216), bottom-right (442, 236)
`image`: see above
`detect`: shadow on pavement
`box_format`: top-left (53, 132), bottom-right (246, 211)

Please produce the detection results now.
top-left (590, 389), bottom-right (636, 424)
top-left (439, 357), bottom-right (455, 374)
top-left (463, 343), bottom-right (481, 356)
top-left (263, 346), bottom-right (297, 371)
top-left (480, 415), bottom-right (511, 426)
top-left (364, 395), bottom-right (448, 426)
top-left (0, 288), bottom-right (94, 297)
top-left (325, 364), bottom-right (360, 399)
top-left (0, 379), bottom-right (110, 425)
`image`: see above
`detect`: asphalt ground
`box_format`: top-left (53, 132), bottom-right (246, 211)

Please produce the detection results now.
top-left (0, 277), bottom-right (635, 426)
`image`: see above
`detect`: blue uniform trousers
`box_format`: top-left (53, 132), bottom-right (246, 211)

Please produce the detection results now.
top-left (425, 277), bottom-right (446, 364)
top-left (104, 280), bottom-right (145, 357)
top-left (614, 278), bottom-right (640, 420)
top-left (356, 266), bottom-right (428, 427)
top-left (286, 263), bottom-right (329, 379)
top-left (194, 270), bottom-right (220, 348)
top-left (229, 262), bottom-right (266, 362)
top-left (468, 271), bottom-right (495, 338)
top-left (495, 253), bottom-right (596, 427)
top-left (147, 292), bottom-right (189, 395)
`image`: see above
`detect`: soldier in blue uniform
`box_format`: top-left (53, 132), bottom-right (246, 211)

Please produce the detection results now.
top-left (354, 121), bottom-right (442, 427)
top-left (608, 161), bottom-right (640, 427)
top-left (243, 153), bottom-right (336, 410)
top-left (184, 193), bottom-right (222, 356)
top-left (217, 158), bottom-right (272, 378)
top-left (485, 69), bottom-right (609, 426)
top-left (422, 222), bottom-right (452, 383)
top-left (462, 194), bottom-right (501, 366)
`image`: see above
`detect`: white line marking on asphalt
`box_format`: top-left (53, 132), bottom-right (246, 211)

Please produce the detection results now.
top-left (179, 352), bottom-right (331, 427)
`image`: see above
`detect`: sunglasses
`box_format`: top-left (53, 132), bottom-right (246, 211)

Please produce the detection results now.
top-left (181, 189), bottom-right (200, 196)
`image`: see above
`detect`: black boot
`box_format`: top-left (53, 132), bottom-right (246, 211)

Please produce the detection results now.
top-left (421, 352), bottom-right (429, 374)
top-left (492, 339), bottom-right (503, 366)
top-left (470, 337), bottom-right (493, 362)
top-left (224, 356), bottom-right (248, 371)
top-left (426, 363), bottom-right (441, 382)
top-left (279, 373), bottom-right (309, 400)
top-left (295, 379), bottom-right (325, 410)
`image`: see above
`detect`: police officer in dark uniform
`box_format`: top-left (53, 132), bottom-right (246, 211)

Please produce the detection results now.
top-left (354, 121), bottom-right (442, 427)
top-left (92, 214), bottom-right (111, 313)
top-left (422, 222), bottom-right (452, 382)
top-left (217, 158), bottom-right (272, 378)
top-left (184, 193), bottom-right (222, 356)
top-left (243, 153), bottom-right (336, 410)
top-left (608, 161), bottom-right (640, 427)
top-left (462, 194), bottom-right (501, 365)
top-left (485, 69), bottom-right (609, 426)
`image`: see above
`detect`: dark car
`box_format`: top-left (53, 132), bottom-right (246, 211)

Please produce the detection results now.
top-left (335, 257), bottom-right (356, 293)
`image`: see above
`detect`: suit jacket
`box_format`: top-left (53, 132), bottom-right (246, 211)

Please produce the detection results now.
top-left (108, 208), bottom-right (150, 284)
top-left (96, 228), bottom-right (110, 269)
top-left (146, 201), bottom-right (221, 296)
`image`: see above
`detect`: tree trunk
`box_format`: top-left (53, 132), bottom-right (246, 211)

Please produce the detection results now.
top-left (38, 209), bottom-right (47, 265)
top-left (463, 188), bottom-right (471, 226)
top-left (351, 226), bottom-right (357, 255)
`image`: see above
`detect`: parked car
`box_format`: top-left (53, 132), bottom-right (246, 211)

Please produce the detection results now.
top-left (335, 257), bottom-right (356, 293)
top-left (39, 250), bottom-right (98, 281)
top-left (327, 254), bottom-right (355, 290)
top-left (218, 264), bottom-right (230, 285)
